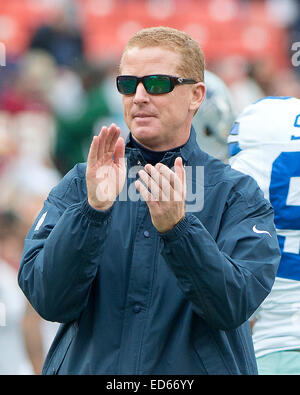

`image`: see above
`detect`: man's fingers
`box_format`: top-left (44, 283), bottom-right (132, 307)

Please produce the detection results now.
top-left (138, 169), bottom-right (162, 201)
top-left (146, 161), bottom-right (185, 201)
top-left (155, 158), bottom-right (184, 187)
top-left (135, 179), bottom-right (155, 203)
top-left (97, 126), bottom-right (107, 160)
top-left (155, 163), bottom-right (179, 192)
top-left (144, 164), bottom-right (173, 201)
top-left (174, 157), bottom-right (186, 200)
top-left (96, 124), bottom-right (122, 162)
top-left (114, 137), bottom-right (125, 165)
top-left (87, 136), bottom-right (99, 167)
top-left (105, 124), bottom-right (120, 154)
top-left (174, 157), bottom-right (185, 185)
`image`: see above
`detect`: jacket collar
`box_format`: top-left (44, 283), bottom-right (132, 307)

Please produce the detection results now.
top-left (125, 126), bottom-right (198, 166)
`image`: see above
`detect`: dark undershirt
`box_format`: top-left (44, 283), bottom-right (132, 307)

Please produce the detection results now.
top-left (129, 134), bottom-right (184, 165)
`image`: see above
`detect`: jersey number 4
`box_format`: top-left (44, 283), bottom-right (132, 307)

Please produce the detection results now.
top-left (270, 151), bottom-right (300, 281)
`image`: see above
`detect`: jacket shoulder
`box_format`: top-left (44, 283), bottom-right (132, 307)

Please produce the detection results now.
top-left (48, 163), bottom-right (87, 209)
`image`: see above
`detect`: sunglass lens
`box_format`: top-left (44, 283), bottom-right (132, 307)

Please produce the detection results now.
top-left (117, 77), bottom-right (137, 94)
top-left (144, 75), bottom-right (171, 94)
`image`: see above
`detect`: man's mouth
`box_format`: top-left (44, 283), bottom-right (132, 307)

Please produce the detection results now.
top-left (133, 113), bottom-right (155, 118)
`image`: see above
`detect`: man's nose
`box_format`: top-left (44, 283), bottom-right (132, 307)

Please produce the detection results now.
top-left (133, 82), bottom-right (150, 103)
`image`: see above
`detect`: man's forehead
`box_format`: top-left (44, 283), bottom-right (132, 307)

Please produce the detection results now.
top-left (120, 46), bottom-right (181, 73)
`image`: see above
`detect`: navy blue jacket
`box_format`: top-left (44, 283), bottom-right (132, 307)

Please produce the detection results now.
top-left (18, 128), bottom-right (281, 374)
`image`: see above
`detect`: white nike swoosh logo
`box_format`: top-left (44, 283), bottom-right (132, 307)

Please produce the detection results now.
top-left (252, 225), bottom-right (271, 237)
top-left (35, 211), bottom-right (47, 231)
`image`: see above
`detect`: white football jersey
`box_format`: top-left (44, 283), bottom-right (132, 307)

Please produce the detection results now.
top-left (228, 96), bottom-right (300, 357)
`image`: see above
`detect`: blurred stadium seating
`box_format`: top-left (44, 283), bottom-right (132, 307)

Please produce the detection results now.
top-left (0, 0), bottom-right (291, 68)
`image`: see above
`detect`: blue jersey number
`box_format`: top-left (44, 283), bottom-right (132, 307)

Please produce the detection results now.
top-left (269, 151), bottom-right (300, 280)
top-left (292, 114), bottom-right (300, 139)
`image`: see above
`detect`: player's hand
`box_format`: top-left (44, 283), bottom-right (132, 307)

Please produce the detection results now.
top-left (135, 157), bottom-right (186, 233)
top-left (86, 124), bottom-right (126, 211)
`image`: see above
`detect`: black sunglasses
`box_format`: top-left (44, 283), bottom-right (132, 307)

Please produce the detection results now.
top-left (116, 74), bottom-right (197, 95)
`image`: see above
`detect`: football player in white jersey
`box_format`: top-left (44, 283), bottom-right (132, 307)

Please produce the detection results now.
top-left (228, 96), bottom-right (300, 374)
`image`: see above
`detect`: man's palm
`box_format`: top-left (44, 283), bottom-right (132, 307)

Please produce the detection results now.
top-left (87, 124), bottom-right (126, 211)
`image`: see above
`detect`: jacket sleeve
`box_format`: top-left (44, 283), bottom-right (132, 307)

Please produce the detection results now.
top-left (18, 165), bottom-right (112, 323)
top-left (160, 185), bottom-right (281, 331)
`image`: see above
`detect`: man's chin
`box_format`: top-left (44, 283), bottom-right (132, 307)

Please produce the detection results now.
top-left (131, 127), bottom-right (160, 147)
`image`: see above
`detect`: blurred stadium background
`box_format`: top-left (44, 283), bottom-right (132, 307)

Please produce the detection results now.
top-left (0, 0), bottom-right (299, 374)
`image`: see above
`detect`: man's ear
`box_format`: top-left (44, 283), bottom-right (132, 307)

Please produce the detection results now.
top-left (189, 82), bottom-right (206, 113)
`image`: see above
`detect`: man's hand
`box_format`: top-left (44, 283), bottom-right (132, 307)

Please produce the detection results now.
top-left (86, 124), bottom-right (126, 211)
top-left (135, 157), bottom-right (186, 233)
